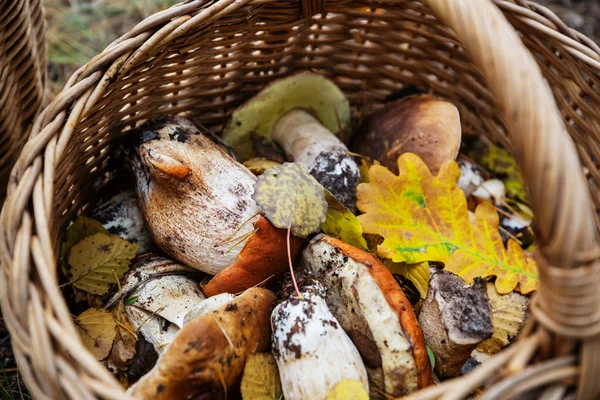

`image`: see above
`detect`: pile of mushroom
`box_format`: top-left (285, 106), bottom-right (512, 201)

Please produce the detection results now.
top-left (63, 70), bottom-right (527, 399)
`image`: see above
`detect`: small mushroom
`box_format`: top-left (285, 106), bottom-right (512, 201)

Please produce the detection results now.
top-left (418, 269), bottom-right (493, 378)
top-left (106, 254), bottom-right (204, 355)
top-left (119, 116), bottom-right (302, 296)
top-left (91, 190), bottom-right (153, 254)
top-left (221, 72), bottom-right (360, 211)
top-left (128, 287), bottom-right (275, 399)
top-left (302, 235), bottom-right (432, 397)
top-left (271, 279), bottom-right (368, 400)
top-left (351, 94), bottom-right (461, 175)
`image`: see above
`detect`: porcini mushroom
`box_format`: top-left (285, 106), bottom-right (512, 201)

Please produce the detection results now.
top-left (302, 235), bottom-right (432, 397)
top-left (106, 254), bottom-right (204, 354)
top-left (351, 94), bottom-right (461, 174)
top-left (271, 278), bottom-right (368, 400)
top-left (91, 190), bottom-right (153, 254)
top-left (119, 116), bottom-right (302, 296)
top-left (418, 269), bottom-right (493, 378)
top-left (221, 72), bottom-right (360, 211)
top-left (128, 287), bottom-right (275, 399)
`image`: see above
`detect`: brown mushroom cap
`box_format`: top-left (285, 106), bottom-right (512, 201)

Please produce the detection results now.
top-left (351, 94), bottom-right (461, 174)
top-left (201, 216), bottom-right (303, 297)
top-left (128, 287), bottom-right (275, 399)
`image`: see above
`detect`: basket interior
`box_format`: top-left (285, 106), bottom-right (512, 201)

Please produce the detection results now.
top-left (53, 0), bottom-right (600, 241)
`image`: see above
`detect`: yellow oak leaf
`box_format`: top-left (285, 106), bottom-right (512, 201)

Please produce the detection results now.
top-left (357, 153), bottom-right (538, 294)
top-left (240, 353), bottom-right (282, 400)
top-left (477, 283), bottom-right (529, 354)
top-left (326, 380), bottom-right (369, 400)
top-left (76, 308), bottom-right (117, 361)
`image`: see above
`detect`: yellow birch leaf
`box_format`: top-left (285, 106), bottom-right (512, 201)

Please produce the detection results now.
top-left (252, 162), bottom-right (327, 238)
top-left (477, 283), bottom-right (529, 354)
top-left (61, 216), bottom-right (108, 274)
top-left (76, 308), bottom-right (117, 361)
top-left (240, 353), bottom-right (282, 400)
top-left (387, 261), bottom-right (430, 299)
top-left (68, 233), bottom-right (139, 295)
top-left (322, 189), bottom-right (368, 250)
top-left (357, 153), bottom-right (538, 294)
top-left (326, 380), bottom-right (369, 400)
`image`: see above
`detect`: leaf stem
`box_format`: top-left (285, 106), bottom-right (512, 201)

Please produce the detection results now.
top-left (287, 224), bottom-right (301, 297)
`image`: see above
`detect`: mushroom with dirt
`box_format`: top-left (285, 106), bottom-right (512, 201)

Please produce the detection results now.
top-left (351, 94), bottom-right (461, 175)
top-left (127, 287), bottom-right (275, 399)
top-left (271, 277), bottom-right (369, 400)
top-left (418, 269), bottom-right (494, 378)
top-left (106, 254), bottom-right (204, 356)
top-left (118, 116), bottom-right (303, 296)
top-left (221, 72), bottom-right (361, 211)
top-left (302, 235), bottom-right (433, 398)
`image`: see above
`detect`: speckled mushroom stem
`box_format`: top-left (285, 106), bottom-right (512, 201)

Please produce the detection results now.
top-left (272, 109), bottom-right (360, 212)
top-left (271, 280), bottom-right (369, 400)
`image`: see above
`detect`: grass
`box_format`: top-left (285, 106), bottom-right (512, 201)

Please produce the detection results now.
top-left (0, 323), bottom-right (30, 400)
top-left (45, 0), bottom-right (179, 92)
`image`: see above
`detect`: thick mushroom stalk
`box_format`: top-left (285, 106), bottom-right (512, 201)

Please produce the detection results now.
top-left (221, 72), bottom-right (359, 211)
top-left (271, 280), bottom-right (368, 400)
top-left (418, 269), bottom-right (493, 378)
top-left (119, 116), bottom-right (302, 295)
top-left (128, 288), bottom-right (275, 400)
top-left (106, 254), bottom-right (204, 355)
top-left (303, 235), bottom-right (432, 397)
top-left (272, 109), bottom-right (360, 211)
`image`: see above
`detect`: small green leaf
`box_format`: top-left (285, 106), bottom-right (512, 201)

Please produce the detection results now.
top-left (68, 233), bottom-right (139, 295)
top-left (252, 162), bottom-right (327, 238)
top-left (61, 216), bottom-right (108, 274)
top-left (322, 189), bottom-right (368, 250)
top-left (124, 296), bottom-right (138, 305)
top-left (426, 345), bottom-right (436, 370)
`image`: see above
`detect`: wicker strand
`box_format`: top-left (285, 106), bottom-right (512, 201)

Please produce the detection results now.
top-left (1, 0), bottom-right (600, 399)
top-left (302, 0), bottom-right (326, 17)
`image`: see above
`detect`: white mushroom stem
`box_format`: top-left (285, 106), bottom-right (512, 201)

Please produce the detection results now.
top-left (303, 235), bottom-right (432, 397)
top-left (272, 109), bottom-right (360, 212)
top-left (418, 270), bottom-right (493, 378)
top-left (271, 282), bottom-right (368, 400)
top-left (107, 255), bottom-right (205, 354)
top-left (183, 293), bottom-right (235, 325)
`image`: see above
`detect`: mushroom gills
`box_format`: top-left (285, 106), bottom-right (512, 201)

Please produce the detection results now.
top-left (107, 254), bottom-right (205, 354)
top-left (271, 280), bottom-right (368, 400)
top-left (303, 235), bottom-right (432, 397)
top-left (272, 109), bottom-right (360, 212)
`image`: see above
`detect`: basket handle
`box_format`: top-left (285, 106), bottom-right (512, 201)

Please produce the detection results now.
top-left (421, 0), bottom-right (600, 398)
top-left (423, 0), bottom-right (597, 264)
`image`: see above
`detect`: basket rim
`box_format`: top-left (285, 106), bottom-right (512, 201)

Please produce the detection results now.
top-left (2, 0), bottom-right (600, 399)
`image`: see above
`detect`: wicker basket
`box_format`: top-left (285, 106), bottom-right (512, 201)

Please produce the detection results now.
top-left (0, 0), bottom-right (47, 200)
top-left (1, 0), bottom-right (600, 398)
